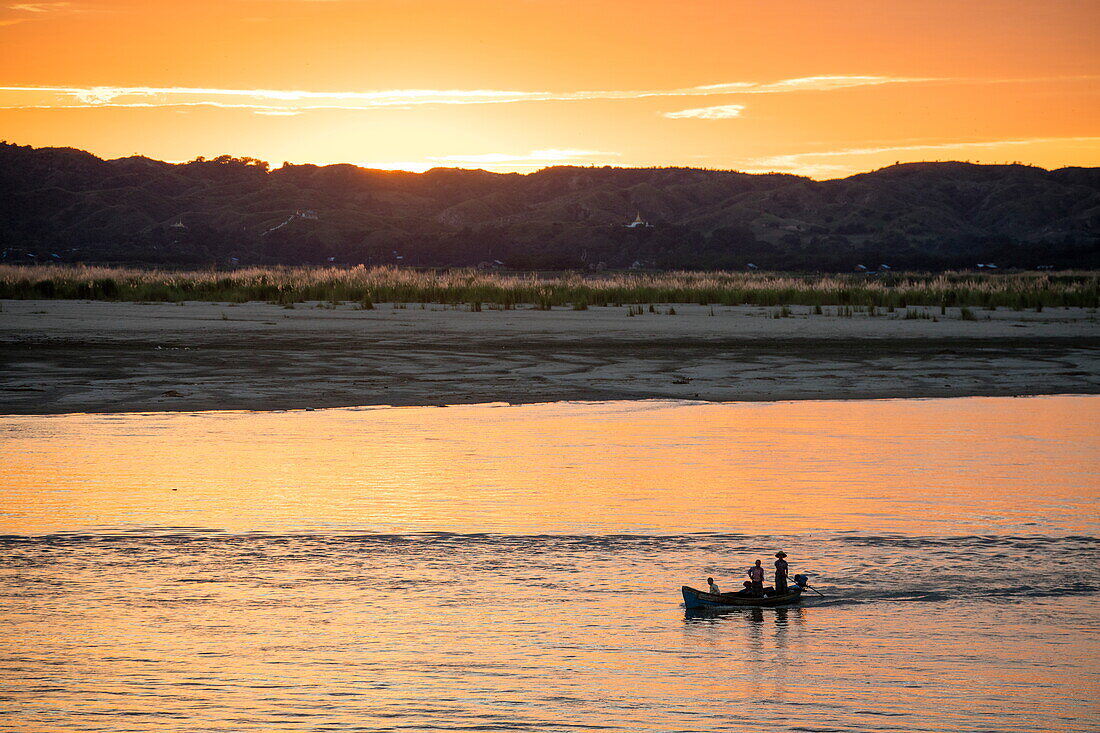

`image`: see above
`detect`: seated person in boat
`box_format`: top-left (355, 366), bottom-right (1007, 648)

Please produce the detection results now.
top-left (774, 551), bottom-right (789, 593)
top-left (748, 559), bottom-right (765, 596)
top-left (731, 580), bottom-right (779, 596)
top-left (707, 577), bottom-right (721, 594)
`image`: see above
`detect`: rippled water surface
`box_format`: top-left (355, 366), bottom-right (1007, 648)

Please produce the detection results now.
top-left (2, 396), bottom-right (1098, 732)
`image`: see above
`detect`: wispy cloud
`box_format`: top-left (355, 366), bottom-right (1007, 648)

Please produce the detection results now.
top-left (740, 137), bottom-right (1100, 177)
top-left (0, 75), bottom-right (929, 115)
top-left (687, 75), bottom-right (922, 95)
top-left (664, 104), bottom-right (745, 120)
top-left (660, 75), bottom-right (933, 120)
top-left (1, 1), bottom-right (99, 26)
top-left (8, 2), bottom-right (73, 12)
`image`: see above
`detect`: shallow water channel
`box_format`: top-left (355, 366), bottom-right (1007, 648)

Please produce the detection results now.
top-left (2, 396), bottom-right (1098, 732)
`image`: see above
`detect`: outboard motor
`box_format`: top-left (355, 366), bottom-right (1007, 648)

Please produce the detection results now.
top-left (792, 573), bottom-right (808, 589)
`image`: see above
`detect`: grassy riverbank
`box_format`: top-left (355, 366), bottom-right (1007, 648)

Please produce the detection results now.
top-left (2, 265), bottom-right (1098, 309)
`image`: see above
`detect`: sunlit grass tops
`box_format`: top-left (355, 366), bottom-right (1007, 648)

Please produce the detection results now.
top-left (1, 265), bottom-right (1097, 308)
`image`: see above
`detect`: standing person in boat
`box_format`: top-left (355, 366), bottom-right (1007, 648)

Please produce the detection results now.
top-left (747, 560), bottom-right (765, 596)
top-left (774, 551), bottom-right (790, 593)
top-left (707, 577), bottom-right (721, 595)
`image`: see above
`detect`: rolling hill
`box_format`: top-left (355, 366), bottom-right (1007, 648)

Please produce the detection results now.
top-left (1, 142), bottom-right (1097, 270)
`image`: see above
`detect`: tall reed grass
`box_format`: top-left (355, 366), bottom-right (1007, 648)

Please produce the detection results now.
top-left (1, 265), bottom-right (1097, 309)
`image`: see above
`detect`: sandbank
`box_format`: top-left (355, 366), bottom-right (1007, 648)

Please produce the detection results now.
top-left (1, 300), bottom-right (1097, 414)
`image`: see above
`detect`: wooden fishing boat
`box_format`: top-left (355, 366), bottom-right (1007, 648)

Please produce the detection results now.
top-left (681, 585), bottom-right (803, 609)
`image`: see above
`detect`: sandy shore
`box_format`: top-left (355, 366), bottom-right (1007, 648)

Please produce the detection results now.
top-left (1, 299), bottom-right (1097, 414)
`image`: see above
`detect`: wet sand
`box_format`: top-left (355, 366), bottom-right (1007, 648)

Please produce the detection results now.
top-left (1, 299), bottom-right (1097, 414)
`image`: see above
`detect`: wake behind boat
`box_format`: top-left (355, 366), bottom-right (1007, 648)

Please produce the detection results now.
top-left (682, 584), bottom-right (803, 609)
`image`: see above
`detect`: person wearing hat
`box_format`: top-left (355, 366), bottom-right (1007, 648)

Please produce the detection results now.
top-left (774, 552), bottom-right (790, 593)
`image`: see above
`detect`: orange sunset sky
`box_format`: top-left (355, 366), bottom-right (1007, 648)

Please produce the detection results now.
top-left (1, 0), bottom-right (1097, 177)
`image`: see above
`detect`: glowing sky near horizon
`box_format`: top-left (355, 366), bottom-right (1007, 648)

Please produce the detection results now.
top-left (1, 0), bottom-right (1098, 177)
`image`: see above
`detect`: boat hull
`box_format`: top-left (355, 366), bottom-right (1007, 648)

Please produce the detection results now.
top-left (681, 585), bottom-right (803, 609)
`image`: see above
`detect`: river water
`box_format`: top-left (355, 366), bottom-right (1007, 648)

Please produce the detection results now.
top-left (1, 396), bottom-right (1098, 732)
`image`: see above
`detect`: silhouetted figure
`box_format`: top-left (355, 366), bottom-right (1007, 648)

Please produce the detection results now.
top-left (774, 551), bottom-right (789, 593)
top-left (707, 577), bottom-right (721, 594)
top-left (748, 559), bottom-right (765, 596)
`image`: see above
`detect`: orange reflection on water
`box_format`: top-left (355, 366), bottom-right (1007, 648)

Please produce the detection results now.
top-left (2, 396), bottom-right (1099, 733)
top-left (1, 396), bottom-right (1097, 536)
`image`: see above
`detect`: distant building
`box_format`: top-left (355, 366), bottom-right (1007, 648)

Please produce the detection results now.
top-left (169, 219), bottom-right (188, 230)
top-left (625, 212), bottom-right (653, 229)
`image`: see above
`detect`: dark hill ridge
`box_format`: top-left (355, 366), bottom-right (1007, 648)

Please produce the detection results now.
top-left (1, 142), bottom-right (1097, 270)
